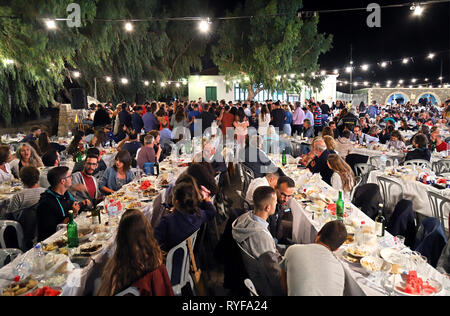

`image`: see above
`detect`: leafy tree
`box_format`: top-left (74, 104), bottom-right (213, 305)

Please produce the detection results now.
top-left (211, 0), bottom-right (333, 100)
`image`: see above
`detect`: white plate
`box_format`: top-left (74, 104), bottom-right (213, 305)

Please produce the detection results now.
top-left (346, 246), bottom-right (371, 258)
top-left (379, 248), bottom-right (399, 264)
top-left (390, 274), bottom-right (442, 296)
top-left (79, 242), bottom-right (103, 255)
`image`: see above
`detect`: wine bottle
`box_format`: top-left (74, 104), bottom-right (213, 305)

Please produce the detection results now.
top-left (67, 210), bottom-right (79, 248)
top-left (375, 204), bottom-right (386, 237)
top-left (336, 191), bottom-right (344, 220)
top-left (282, 149), bottom-right (287, 166)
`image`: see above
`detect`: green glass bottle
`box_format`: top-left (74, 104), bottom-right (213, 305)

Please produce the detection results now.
top-left (282, 149), bottom-right (287, 166)
top-left (76, 150), bottom-right (83, 163)
top-left (67, 210), bottom-right (79, 248)
top-left (336, 191), bottom-right (344, 220)
top-left (375, 204), bottom-right (386, 237)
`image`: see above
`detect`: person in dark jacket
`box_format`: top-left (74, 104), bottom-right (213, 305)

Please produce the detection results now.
top-left (93, 104), bottom-right (111, 128)
top-left (36, 166), bottom-right (81, 241)
top-left (307, 138), bottom-right (335, 185)
top-left (405, 133), bottom-right (431, 162)
top-left (131, 106), bottom-right (144, 134)
top-left (118, 103), bottom-right (132, 128)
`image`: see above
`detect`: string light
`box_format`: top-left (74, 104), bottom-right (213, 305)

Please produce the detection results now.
top-left (45, 20), bottom-right (57, 29)
top-left (121, 78), bottom-right (128, 84)
top-left (361, 64), bottom-right (369, 71)
top-left (144, 80), bottom-right (149, 86)
top-left (402, 58), bottom-right (410, 64)
top-left (124, 22), bottom-right (133, 32)
top-left (345, 67), bottom-right (352, 73)
top-left (380, 61), bottom-right (388, 68)
top-left (3, 59), bottom-right (14, 65)
top-left (198, 18), bottom-right (211, 33)
top-left (72, 71), bottom-right (80, 78)
top-left (105, 76), bottom-right (112, 82)
top-left (427, 53), bottom-right (435, 59)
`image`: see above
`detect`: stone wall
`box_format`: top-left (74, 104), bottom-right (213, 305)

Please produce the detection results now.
top-left (57, 104), bottom-right (89, 137)
top-left (367, 88), bottom-right (450, 105)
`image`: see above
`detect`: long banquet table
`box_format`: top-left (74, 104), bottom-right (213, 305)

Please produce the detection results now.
top-left (0, 156), bottom-right (188, 296)
top-left (274, 156), bottom-right (449, 296)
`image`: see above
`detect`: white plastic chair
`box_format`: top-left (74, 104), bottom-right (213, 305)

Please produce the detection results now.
top-left (115, 286), bottom-right (141, 296)
top-left (0, 220), bottom-right (24, 250)
top-left (0, 248), bottom-right (22, 268)
top-left (427, 191), bottom-right (450, 237)
top-left (432, 159), bottom-right (450, 175)
top-left (165, 230), bottom-right (199, 296)
top-left (404, 159), bottom-right (432, 170)
top-left (244, 278), bottom-right (259, 296)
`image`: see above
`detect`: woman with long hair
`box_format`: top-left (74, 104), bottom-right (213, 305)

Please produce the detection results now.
top-left (233, 107), bottom-right (249, 146)
top-left (327, 153), bottom-right (355, 200)
top-left (323, 135), bottom-right (336, 152)
top-left (386, 130), bottom-right (406, 151)
top-left (10, 143), bottom-right (43, 179)
top-left (67, 131), bottom-right (86, 160)
top-left (258, 104), bottom-right (271, 136)
top-left (97, 209), bottom-right (172, 296)
top-left (99, 150), bottom-right (134, 193)
top-left (90, 130), bottom-right (107, 149)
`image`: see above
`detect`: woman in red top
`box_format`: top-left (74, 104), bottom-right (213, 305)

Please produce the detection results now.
top-left (218, 105), bottom-right (236, 136)
top-left (156, 104), bottom-right (170, 131)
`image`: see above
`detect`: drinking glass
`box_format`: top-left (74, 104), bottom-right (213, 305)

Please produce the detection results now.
top-left (411, 251), bottom-right (428, 276)
top-left (394, 235), bottom-right (405, 249)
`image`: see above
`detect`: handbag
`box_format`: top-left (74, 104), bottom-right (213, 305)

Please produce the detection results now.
top-left (187, 237), bottom-right (207, 296)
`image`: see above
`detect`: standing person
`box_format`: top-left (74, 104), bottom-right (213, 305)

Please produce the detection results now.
top-left (234, 108), bottom-right (249, 146)
top-left (283, 105), bottom-right (293, 136)
top-left (258, 104), bottom-right (271, 136)
top-left (97, 209), bottom-right (173, 296)
top-left (93, 104), bottom-right (111, 129)
top-left (36, 166), bottom-right (80, 241)
top-left (312, 103), bottom-right (323, 136)
top-left (159, 121), bottom-right (173, 147)
top-left (187, 103), bottom-right (202, 137)
top-left (200, 103), bottom-right (217, 133)
top-left (368, 101), bottom-right (379, 119)
top-left (142, 103), bottom-right (159, 133)
top-left (280, 221), bottom-right (347, 296)
top-left (304, 104), bottom-right (314, 128)
top-left (118, 102), bottom-right (132, 128)
top-left (320, 100), bottom-right (330, 126)
top-left (131, 106), bottom-right (144, 134)
top-left (0, 145), bottom-right (14, 184)
top-left (99, 150), bottom-right (135, 194)
top-left (270, 101), bottom-right (286, 132)
top-left (292, 102), bottom-right (305, 136)
top-left (218, 105), bottom-right (235, 137)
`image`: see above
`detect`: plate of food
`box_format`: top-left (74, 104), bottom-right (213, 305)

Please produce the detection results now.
top-left (392, 271), bottom-right (442, 296)
top-left (346, 245), bottom-right (371, 258)
top-left (90, 232), bottom-right (112, 242)
top-left (126, 201), bottom-right (143, 209)
top-left (360, 256), bottom-right (391, 274)
top-left (24, 286), bottom-right (63, 296)
top-left (1, 276), bottom-right (38, 296)
top-left (342, 252), bottom-right (361, 264)
top-left (79, 242), bottom-right (103, 255)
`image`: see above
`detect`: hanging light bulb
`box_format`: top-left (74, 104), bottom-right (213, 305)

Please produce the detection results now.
top-left (72, 71), bottom-right (80, 78)
top-left (124, 22), bottom-right (133, 32)
top-left (411, 78), bottom-right (417, 83)
top-left (121, 78), bottom-right (128, 84)
top-left (161, 82), bottom-right (166, 87)
top-left (345, 67), bottom-right (352, 73)
top-left (427, 53), bottom-right (435, 59)
top-left (45, 20), bottom-right (57, 30)
top-left (402, 58), bottom-right (409, 64)
top-left (333, 69), bottom-right (339, 75)
top-left (320, 70), bottom-right (326, 76)
top-left (176, 83), bottom-right (181, 88)
top-left (361, 64), bottom-right (369, 71)
top-left (199, 18), bottom-right (211, 33)
top-left (105, 76), bottom-right (112, 82)
top-left (413, 5), bottom-right (424, 16)
top-left (144, 80), bottom-right (149, 86)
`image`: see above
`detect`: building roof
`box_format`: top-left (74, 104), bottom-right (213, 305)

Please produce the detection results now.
top-left (191, 67), bottom-right (220, 76)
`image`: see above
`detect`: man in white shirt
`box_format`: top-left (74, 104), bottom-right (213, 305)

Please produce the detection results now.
top-left (280, 220), bottom-right (347, 296)
top-left (245, 172), bottom-right (280, 205)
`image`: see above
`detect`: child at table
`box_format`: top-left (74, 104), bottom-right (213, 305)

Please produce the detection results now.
top-left (386, 130), bottom-right (406, 151)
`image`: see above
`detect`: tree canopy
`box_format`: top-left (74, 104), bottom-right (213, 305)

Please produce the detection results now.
top-left (0, 0), bottom-right (209, 126)
top-left (211, 0), bottom-right (333, 100)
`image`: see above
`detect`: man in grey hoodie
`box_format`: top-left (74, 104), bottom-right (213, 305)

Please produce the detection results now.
top-left (232, 186), bottom-right (284, 295)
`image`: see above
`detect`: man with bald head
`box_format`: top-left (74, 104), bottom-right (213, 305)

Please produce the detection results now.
top-left (307, 137), bottom-right (335, 185)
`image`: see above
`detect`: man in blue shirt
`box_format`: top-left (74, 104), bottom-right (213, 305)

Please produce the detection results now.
top-left (142, 105), bottom-right (159, 132)
top-left (188, 103), bottom-right (202, 136)
top-left (22, 126), bottom-right (41, 143)
top-left (368, 101), bottom-right (379, 119)
top-left (131, 106), bottom-right (144, 134)
top-left (159, 121), bottom-right (173, 147)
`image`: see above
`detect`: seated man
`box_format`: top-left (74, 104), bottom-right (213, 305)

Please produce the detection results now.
top-left (232, 186), bottom-right (283, 295)
top-left (430, 130), bottom-right (449, 152)
top-left (22, 126), bottom-right (41, 143)
top-left (70, 155), bottom-right (103, 210)
top-left (136, 135), bottom-right (158, 170)
top-left (39, 149), bottom-right (60, 188)
top-left (245, 172), bottom-right (280, 206)
top-left (351, 125), bottom-right (379, 144)
top-left (269, 176), bottom-right (295, 244)
top-left (280, 220), bottom-right (347, 296)
top-left (118, 131), bottom-right (142, 159)
top-left (72, 147), bottom-right (107, 178)
top-left (36, 166), bottom-right (80, 241)
top-left (7, 166), bottom-right (45, 216)
top-left (307, 138), bottom-right (335, 186)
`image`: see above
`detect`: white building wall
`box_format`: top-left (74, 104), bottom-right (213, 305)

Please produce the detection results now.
top-left (188, 75), bottom-right (234, 101)
top-left (312, 75), bottom-right (337, 104)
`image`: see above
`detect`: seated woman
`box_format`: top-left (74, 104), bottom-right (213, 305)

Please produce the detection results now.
top-left (10, 143), bottom-right (44, 179)
top-left (405, 133), bottom-right (431, 162)
top-left (323, 135), bottom-right (337, 153)
top-left (386, 130), bottom-right (406, 151)
top-left (38, 132), bottom-right (66, 154)
top-left (327, 153), bottom-right (355, 201)
top-left (89, 130), bottom-right (108, 151)
top-left (67, 131), bottom-right (86, 161)
top-left (99, 150), bottom-right (134, 194)
top-left (154, 177), bottom-right (216, 285)
top-left (97, 209), bottom-right (173, 296)
top-left (0, 145), bottom-right (14, 184)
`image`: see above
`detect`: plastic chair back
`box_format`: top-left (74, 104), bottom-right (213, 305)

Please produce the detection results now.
top-left (165, 230), bottom-right (199, 296)
top-left (427, 190), bottom-right (450, 237)
top-left (244, 278), bottom-right (259, 296)
top-left (354, 163), bottom-right (375, 184)
top-left (241, 164), bottom-right (255, 196)
top-left (115, 286), bottom-right (140, 296)
top-left (0, 248), bottom-right (22, 268)
top-left (376, 176), bottom-right (404, 213)
top-left (404, 159), bottom-right (432, 170)
top-left (432, 159), bottom-right (450, 176)
top-left (0, 220), bottom-right (24, 251)
top-left (369, 156), bottom-right (394, 168)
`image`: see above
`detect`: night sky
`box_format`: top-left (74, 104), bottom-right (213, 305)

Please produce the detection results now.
top-left (208, 0), bottom-right (450, 93)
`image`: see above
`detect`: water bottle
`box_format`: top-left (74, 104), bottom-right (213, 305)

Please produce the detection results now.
top-left (68, 130), bottom-right (72, 138)
top-left (393, 158), bottom-right (399, 169)
top-left (33, 244), bottom-right (46, 277)
top-left (106, 198), bottom-right (119, 226)
top-left (380, 152), bottom-right (387, 172)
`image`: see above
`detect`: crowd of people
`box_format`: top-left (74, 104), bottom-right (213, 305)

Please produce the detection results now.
top-left (0, 95), bottom-right (449, 296)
